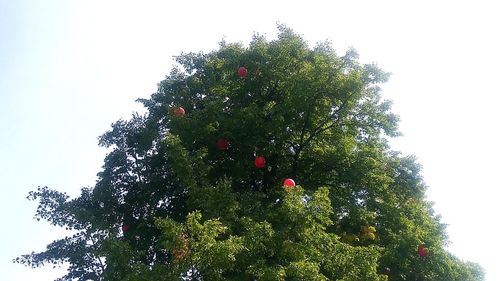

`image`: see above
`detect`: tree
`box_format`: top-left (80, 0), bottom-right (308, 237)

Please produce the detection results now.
top-left (17, 25), bottom-right (483, 281)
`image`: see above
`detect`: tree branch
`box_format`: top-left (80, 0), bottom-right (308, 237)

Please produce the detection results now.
top-left (292, 90), bottom-right (322, 176)
top-left (291, 74), bottom-right (341, 176)
top-left (89, 234), bottom-right (106, 278)
top-left (302, 93), bottom-right (352, 148)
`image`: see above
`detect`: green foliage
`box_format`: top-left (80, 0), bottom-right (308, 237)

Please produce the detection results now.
top-left (17, 25), bottom-right (483, 280)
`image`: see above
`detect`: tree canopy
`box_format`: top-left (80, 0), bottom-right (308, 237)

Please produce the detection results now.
top-left (17, 25), bottom-right (484, 281)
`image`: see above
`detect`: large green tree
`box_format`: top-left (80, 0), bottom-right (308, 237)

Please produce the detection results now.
top-left (17, 26), bottom-right (483, 281)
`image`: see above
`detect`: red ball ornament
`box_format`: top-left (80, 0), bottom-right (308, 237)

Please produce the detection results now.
top-left (216, 138), bottom-right (230, 150)
top-left (417, 244), bottom-right (428, 258)
top-left (121, 224), bottom-right (130, 233)
top-left (383, 267), bottom-right (391, 275)
top-left (173, 106), bottom-right (185, 117)
top-left (254, 156), bottom-right (266, 168)
top-left (283, 178), bottom-right (296, 189)
top-left (238, 66), bottom-right (248, 78)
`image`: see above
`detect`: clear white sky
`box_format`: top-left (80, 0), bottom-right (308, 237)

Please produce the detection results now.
top-left (1, 1), bottom-right (499, 280)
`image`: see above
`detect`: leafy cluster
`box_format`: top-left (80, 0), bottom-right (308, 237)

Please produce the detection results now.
top-left (17, 25), bottom-right (483, 280)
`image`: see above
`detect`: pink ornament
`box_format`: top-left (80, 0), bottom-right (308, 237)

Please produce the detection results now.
top-left (121, 224), bottom-right (130, 233)
top-left (238, 66), bottom-right (248, 78)
top-left (216, 138), bottom-right (230, 150)
top-left (173, 106), bottom-right (185, 117)
top-left (283, 178), bottom-right (296, 189)
top-left (254, 156), bottom-right (266, 168)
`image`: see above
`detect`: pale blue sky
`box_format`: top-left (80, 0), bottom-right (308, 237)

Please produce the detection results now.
top-left (1, 1), bottom-right (499, 280)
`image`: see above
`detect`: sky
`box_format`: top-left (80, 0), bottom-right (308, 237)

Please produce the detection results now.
top-left (1, 0), bottom-right (499, 280)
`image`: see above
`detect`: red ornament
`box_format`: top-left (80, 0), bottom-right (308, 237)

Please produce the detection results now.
top-left (121, 224), bottom-right (130, 233)
top-left (238, 66), bottom-right (248, 78)
top-left (383, 267), bottom-right (391, 275)
top-left (418, 244), bottom-right (428, 258)
top-left (254, 156), bottom-right (266, 168)
top-left (216, 138), bottom-right (230, 150)
top-left (173, 106), bottom-right (185, 117)
top-left (283, 178), bottom-right (296, 189)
